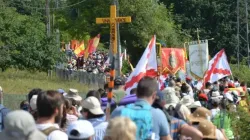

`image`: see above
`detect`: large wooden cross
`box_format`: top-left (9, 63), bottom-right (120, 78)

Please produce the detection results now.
top-left (96, 5), bottom-right (131, 54)
top-left (96, 5), bottom-right (131, 120)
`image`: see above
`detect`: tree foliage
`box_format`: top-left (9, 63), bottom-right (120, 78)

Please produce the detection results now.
top-left (0, 4), bottom-right (65, 71)
top-left (160, 0), bottom-right (238, 57)
top-left (55, 0), bottom-right (183, 64)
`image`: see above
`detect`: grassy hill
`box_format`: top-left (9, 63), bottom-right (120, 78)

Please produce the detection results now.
top-left (0, 69), bottom-right (89, 94)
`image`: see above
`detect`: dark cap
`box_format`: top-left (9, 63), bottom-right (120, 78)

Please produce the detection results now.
top-left (114, 77), bottom-right (125, 86)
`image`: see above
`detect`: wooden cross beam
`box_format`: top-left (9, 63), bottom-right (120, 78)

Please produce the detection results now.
top-left (96, 5), bottom-right (131, 54)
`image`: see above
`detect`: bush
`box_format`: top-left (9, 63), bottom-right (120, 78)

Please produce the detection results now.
top-left (230, 64), bottom-right (250, 85)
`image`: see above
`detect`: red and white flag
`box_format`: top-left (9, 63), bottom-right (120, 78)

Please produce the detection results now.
top-left (125, 36), bottom-right (158, 94)
top-left (159, 74), bottom-right (168, 91)
top-left (203, 49), bottom-right (232, 84)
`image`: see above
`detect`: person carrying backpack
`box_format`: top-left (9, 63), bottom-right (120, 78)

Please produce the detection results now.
top-left (111, 76), bottom-right (172, 140)
top-left (0, 86), bottom-right (10, 132)
top-left (36, 90), bottom-right (68, 140)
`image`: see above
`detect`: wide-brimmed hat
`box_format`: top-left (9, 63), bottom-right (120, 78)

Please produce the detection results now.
top-left (65, 89), bottom-right (82, 101)
top-left (211, 91), bottom-right (223, 100)
top-left (0, 110), bottom-right (46, 140)
top-left (164, 94), bottom-right (180, 109)
top-left (180, 95), bottom-right (194, 107)
top-left (82, 97), bottom-right (104, 115)
top-left (187, 101), bottom-right (201, 109)
top-left (188, 107), bottom-right (212, 123)
top-left (198, 120), bottom-right (217, 139)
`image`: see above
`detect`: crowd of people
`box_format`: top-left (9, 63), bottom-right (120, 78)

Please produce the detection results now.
top-left (0, 75), bottom-right (248, 140)
top-left (66, 51), bottom-right (109, 74)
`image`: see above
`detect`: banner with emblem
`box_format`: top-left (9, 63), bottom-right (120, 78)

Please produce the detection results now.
top-left (161, 48), bottom-right (186, 74)
top-left (188, 40), bottom-right (209, 79)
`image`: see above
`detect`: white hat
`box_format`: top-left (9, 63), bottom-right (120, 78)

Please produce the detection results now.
top-left (0, 110), bottom-right (46, 140)
top-left (180, 95), bottom-right (194, 107)
top-left (188, 101), bottom-right (202, 109)
top-left (82, 97), bottom-right (104, 115)
top-left (211, 91), bottom-right (223, 100)
top-left (225, 92), bottom-right (233, 102)
top-left (65, 89), bottom-right (82, 101)
top-left (164, 94), bottom-right (180, 109)
top-left (30, 95), bottom-right (38, 111)
top-left (67, 120), bottom-right (94, 139)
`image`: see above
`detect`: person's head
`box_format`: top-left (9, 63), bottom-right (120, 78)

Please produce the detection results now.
top-left (28, 88), bottom-right (42, 103)
top-left (176, 77), bottom-right (181, 83)
top-left (205, 82), bottom-right (212, 90)
top-left (64, 98), bottom-right (73, 112)
top-left (130, 88), bottom-right (137, 95)
top-left (181, 83), bottom-right (189, 94)
top-left (0, 110), bottom-right (46, 140)
top-left (240, 81), bottom-right (246, 87)
top-left (136, 76), bottom-right (158, 104)
top-left (104, 117), bottom-right (136, 140)
top-left (188, 107), bottom-right (212, 124)
top-left (211, 99), bottom-right (220, 108)
top-left (114, 77), bottom-right (125, 89)
top-left (20, 100), bottom-right (29, 111)
top-left (168, 80), bottom-right (176, 87)
top-left (67, 120), bottom-right (94, 140)
top-left (37, 90), bottom-right (65, 124)
top-left (98, 88), bottom-right (106, 98)
top-left (86, 90), bottom-right (101, 101)
top-left (81, 97), bottom-right (104, 119)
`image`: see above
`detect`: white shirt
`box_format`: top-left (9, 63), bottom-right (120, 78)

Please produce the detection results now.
top-left (211, 108), bottom-right (220, 119)
top-left (36, 123), bottom-right (68, 140)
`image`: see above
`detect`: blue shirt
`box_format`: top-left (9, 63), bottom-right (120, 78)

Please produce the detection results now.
top-left (88, 116), bottom-right (108, 140)
top-left (111, 99), bottom-right (170, 140)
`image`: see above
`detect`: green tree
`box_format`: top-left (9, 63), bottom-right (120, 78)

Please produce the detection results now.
top-left (0, 5), bottom-right (65, 71)
top-left (55, 0), bottom-right (183, 64)
top-left (160, 0), bottom-right (237, 56)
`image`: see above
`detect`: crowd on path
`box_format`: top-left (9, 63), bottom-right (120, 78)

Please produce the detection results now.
top-left (66, 51), bottom-right (110, 74)
top-left (0, 75), bottom-right (248, 140)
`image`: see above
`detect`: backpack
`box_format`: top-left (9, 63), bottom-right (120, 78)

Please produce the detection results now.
top-left (41, 126), bottom-right (60, 136)
top-left (0, 104), bottom-right (5, 132)
top-left (121, 103), bottom-right (153, 140)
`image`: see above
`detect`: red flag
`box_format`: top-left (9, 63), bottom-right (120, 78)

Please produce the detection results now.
top-left (161, 48), bottom-right (186, 74)
top-left (125, 36), bottom-right (157, 94)
top-left (87, 34), bottom-right (100, 53)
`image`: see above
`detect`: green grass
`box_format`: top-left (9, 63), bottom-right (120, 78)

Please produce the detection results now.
top-left (0, 69), bottom-right (89, 94)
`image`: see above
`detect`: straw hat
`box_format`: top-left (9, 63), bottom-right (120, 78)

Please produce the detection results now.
top-left (180, 95), bottom-right (194, 107)
top-left (188, 107), bottom-right (212, 123)
top-left (65, 89), bottom-right (82, 101)
top-left (198, 120), bottom-right (217, 139)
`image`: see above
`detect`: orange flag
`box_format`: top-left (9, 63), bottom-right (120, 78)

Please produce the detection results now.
top-left (88, 34), bottom-right (100, 53)
top-left (161, 48), bottom-right (186, 74)
top-left (74, 41), bottom-right (85, 57)
top-left (70, 40), bottom-right (79, 50)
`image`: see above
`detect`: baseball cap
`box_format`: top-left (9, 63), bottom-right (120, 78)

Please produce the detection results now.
top-left (0, 110), bottom-right (46, 140)
top-left (30, 95), bottom-right (38, 111)
top-left (82, 97), bottom-right (104, 115)
top-left (67, 120), bottom-right (94, 139)
top-left (114, 77), bottom-right (125, 86)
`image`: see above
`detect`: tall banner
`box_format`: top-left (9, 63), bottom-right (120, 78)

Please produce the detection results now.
top-left (161, 48), bottom-right (186, 74)
top-left (188, 40), bottom-right (209, 79)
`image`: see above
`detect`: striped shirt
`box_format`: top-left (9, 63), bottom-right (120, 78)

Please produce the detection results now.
top-left (170, 117), bottom-right (186, 139)
top-left (88, 116), bottom-right (108, 140)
